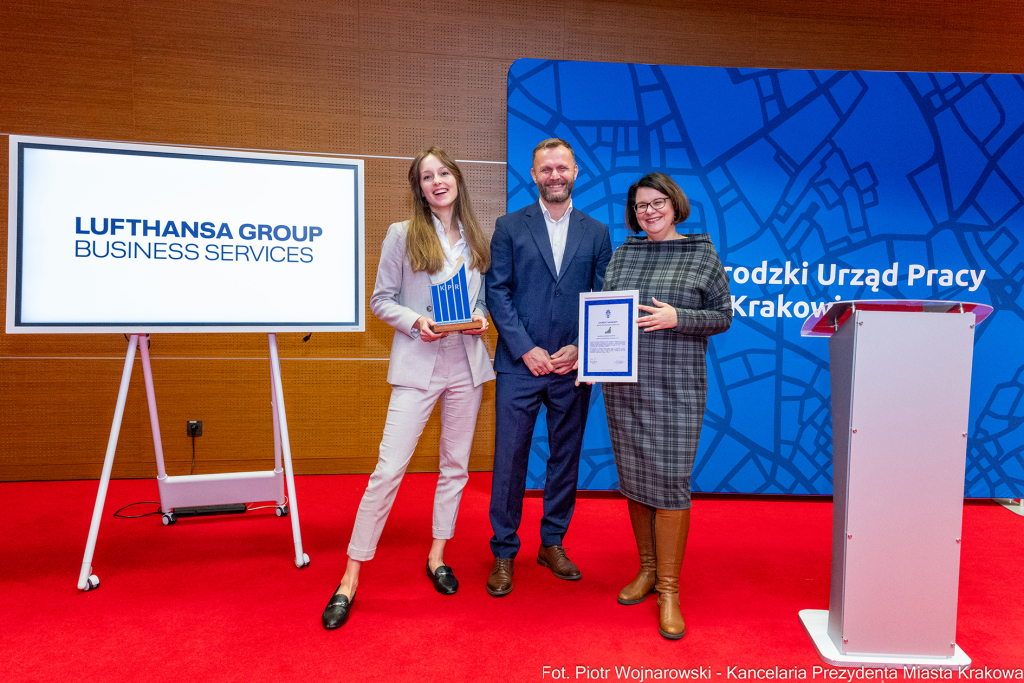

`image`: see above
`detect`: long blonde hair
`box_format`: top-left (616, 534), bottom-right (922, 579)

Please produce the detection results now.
top-left (406, 146), bottom-right (490, 274)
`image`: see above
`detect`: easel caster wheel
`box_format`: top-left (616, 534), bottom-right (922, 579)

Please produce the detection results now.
top-left (276, 505), bottom-right (289, 517)
top-left (162, 513), bottom-right (177, 525)
top-left (296, 553), bottom-right (310, 569)
top-left (83, 575), bottom-right (100, 591)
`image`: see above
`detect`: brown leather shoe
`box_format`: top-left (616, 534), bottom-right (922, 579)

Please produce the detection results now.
top-left (486, 558), bottom-right (514, 596)
top-left (655, 508), bottom-right (691, 640)
top-left (618, 499), bottom-right (657, 605)
top-left (536, 544), bottom-right (582, 580)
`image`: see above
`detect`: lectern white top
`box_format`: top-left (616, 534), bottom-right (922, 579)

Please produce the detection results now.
top-left (800, 299), bottom-right (993, 337)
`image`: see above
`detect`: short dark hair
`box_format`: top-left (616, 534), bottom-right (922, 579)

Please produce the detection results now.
top-left (625, 172), bottom-right (691, 233)
top-left (532, 138), bottom-right (575, 166)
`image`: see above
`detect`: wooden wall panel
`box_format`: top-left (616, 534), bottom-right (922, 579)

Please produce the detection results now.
top-left (0, 358), bottom-right (146, 480)
top-left (360, 54), bottom-right (507, 161)
top-left (0, 1), bottom-right (135, 140)
top-left (2, 0), bottom-right (1023, 481)
top-left (128, 0), bottom-right (363, 152)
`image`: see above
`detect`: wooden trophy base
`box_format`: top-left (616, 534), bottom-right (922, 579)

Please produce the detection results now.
top-left (433, 320), bottom-right (483, 332)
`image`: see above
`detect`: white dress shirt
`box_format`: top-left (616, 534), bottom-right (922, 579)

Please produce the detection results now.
top-left (540, 198), bottom-right (573, 276)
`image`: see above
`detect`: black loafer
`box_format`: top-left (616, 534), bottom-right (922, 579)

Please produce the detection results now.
top-left (321, 585), bottom-right (355, 630)
top-left (426, 562), bottom-right (459, 595)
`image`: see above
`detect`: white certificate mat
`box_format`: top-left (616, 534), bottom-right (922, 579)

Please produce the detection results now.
top-left (578, 290), bottom-right (639, 382)
top-left (7, 135), bottom-right (365, 333)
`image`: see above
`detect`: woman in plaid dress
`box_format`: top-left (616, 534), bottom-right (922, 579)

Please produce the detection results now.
top-left (602, 173), bottom-right (732, 640)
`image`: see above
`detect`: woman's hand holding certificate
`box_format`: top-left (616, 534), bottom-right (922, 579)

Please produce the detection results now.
top-left (637, 297), bottom-right (677, 331)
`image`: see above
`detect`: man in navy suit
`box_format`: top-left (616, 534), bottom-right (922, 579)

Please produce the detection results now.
top-left (485, 138), bottom-right (612, 596)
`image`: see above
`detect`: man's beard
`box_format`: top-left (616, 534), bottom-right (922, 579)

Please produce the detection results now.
top-left (539, 177), bottom-right (574, 204)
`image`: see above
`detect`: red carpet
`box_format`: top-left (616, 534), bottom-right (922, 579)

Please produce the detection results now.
top-left (0, 473), bottom-right (1020, 682)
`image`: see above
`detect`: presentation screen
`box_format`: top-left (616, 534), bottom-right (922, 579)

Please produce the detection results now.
top-left (6, 136), bottom-right (365, 333)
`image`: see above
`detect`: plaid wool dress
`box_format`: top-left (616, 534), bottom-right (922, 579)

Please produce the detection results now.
top-left (602, 233), bottom-right (732, 509)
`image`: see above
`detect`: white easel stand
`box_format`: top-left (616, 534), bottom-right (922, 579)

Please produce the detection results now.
top-left (77, 333), bottom-right (309, 591)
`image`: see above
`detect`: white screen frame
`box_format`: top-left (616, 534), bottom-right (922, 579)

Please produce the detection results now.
top-left (6, 135), bottom-right (365, 333)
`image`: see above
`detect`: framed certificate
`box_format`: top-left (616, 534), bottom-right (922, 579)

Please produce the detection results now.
top-left (578, 290), bottom-right (639, 382)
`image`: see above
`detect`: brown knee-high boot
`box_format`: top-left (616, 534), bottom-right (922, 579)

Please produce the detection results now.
top-left (655, 508), bottom-right (691, 640)
top-left (617, 499), bottom-right (657, 605)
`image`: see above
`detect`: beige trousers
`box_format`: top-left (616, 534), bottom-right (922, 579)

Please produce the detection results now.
top-left (347, 334), bottom-right (483, 561)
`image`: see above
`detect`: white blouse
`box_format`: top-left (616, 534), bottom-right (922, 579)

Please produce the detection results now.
top-left (430, 214), bottom-right (481, 309)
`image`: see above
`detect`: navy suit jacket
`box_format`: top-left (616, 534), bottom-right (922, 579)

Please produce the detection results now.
top-left (487, 201), bottom-right (612, 375)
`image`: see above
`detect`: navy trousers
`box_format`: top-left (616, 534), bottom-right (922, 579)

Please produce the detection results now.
top-left (489, 371), bottom-right (592, 559)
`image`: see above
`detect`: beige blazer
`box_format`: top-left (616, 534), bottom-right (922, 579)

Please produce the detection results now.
top-left (370, 221), bottom-right (495, 390)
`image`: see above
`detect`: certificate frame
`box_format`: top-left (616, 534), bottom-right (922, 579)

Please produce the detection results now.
top-left (578, 290), bottom-right (639, 383)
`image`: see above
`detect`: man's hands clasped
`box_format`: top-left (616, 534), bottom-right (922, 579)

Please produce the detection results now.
top-left (523, 345), bottom-right (578, 377)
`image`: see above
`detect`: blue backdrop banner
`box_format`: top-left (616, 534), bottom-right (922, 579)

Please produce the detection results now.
top-left (507, 59), bottom-right (1024, 497)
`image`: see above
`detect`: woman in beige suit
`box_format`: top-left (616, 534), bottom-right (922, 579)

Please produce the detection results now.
top-left (322, 147), bottom-right (494, 630)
